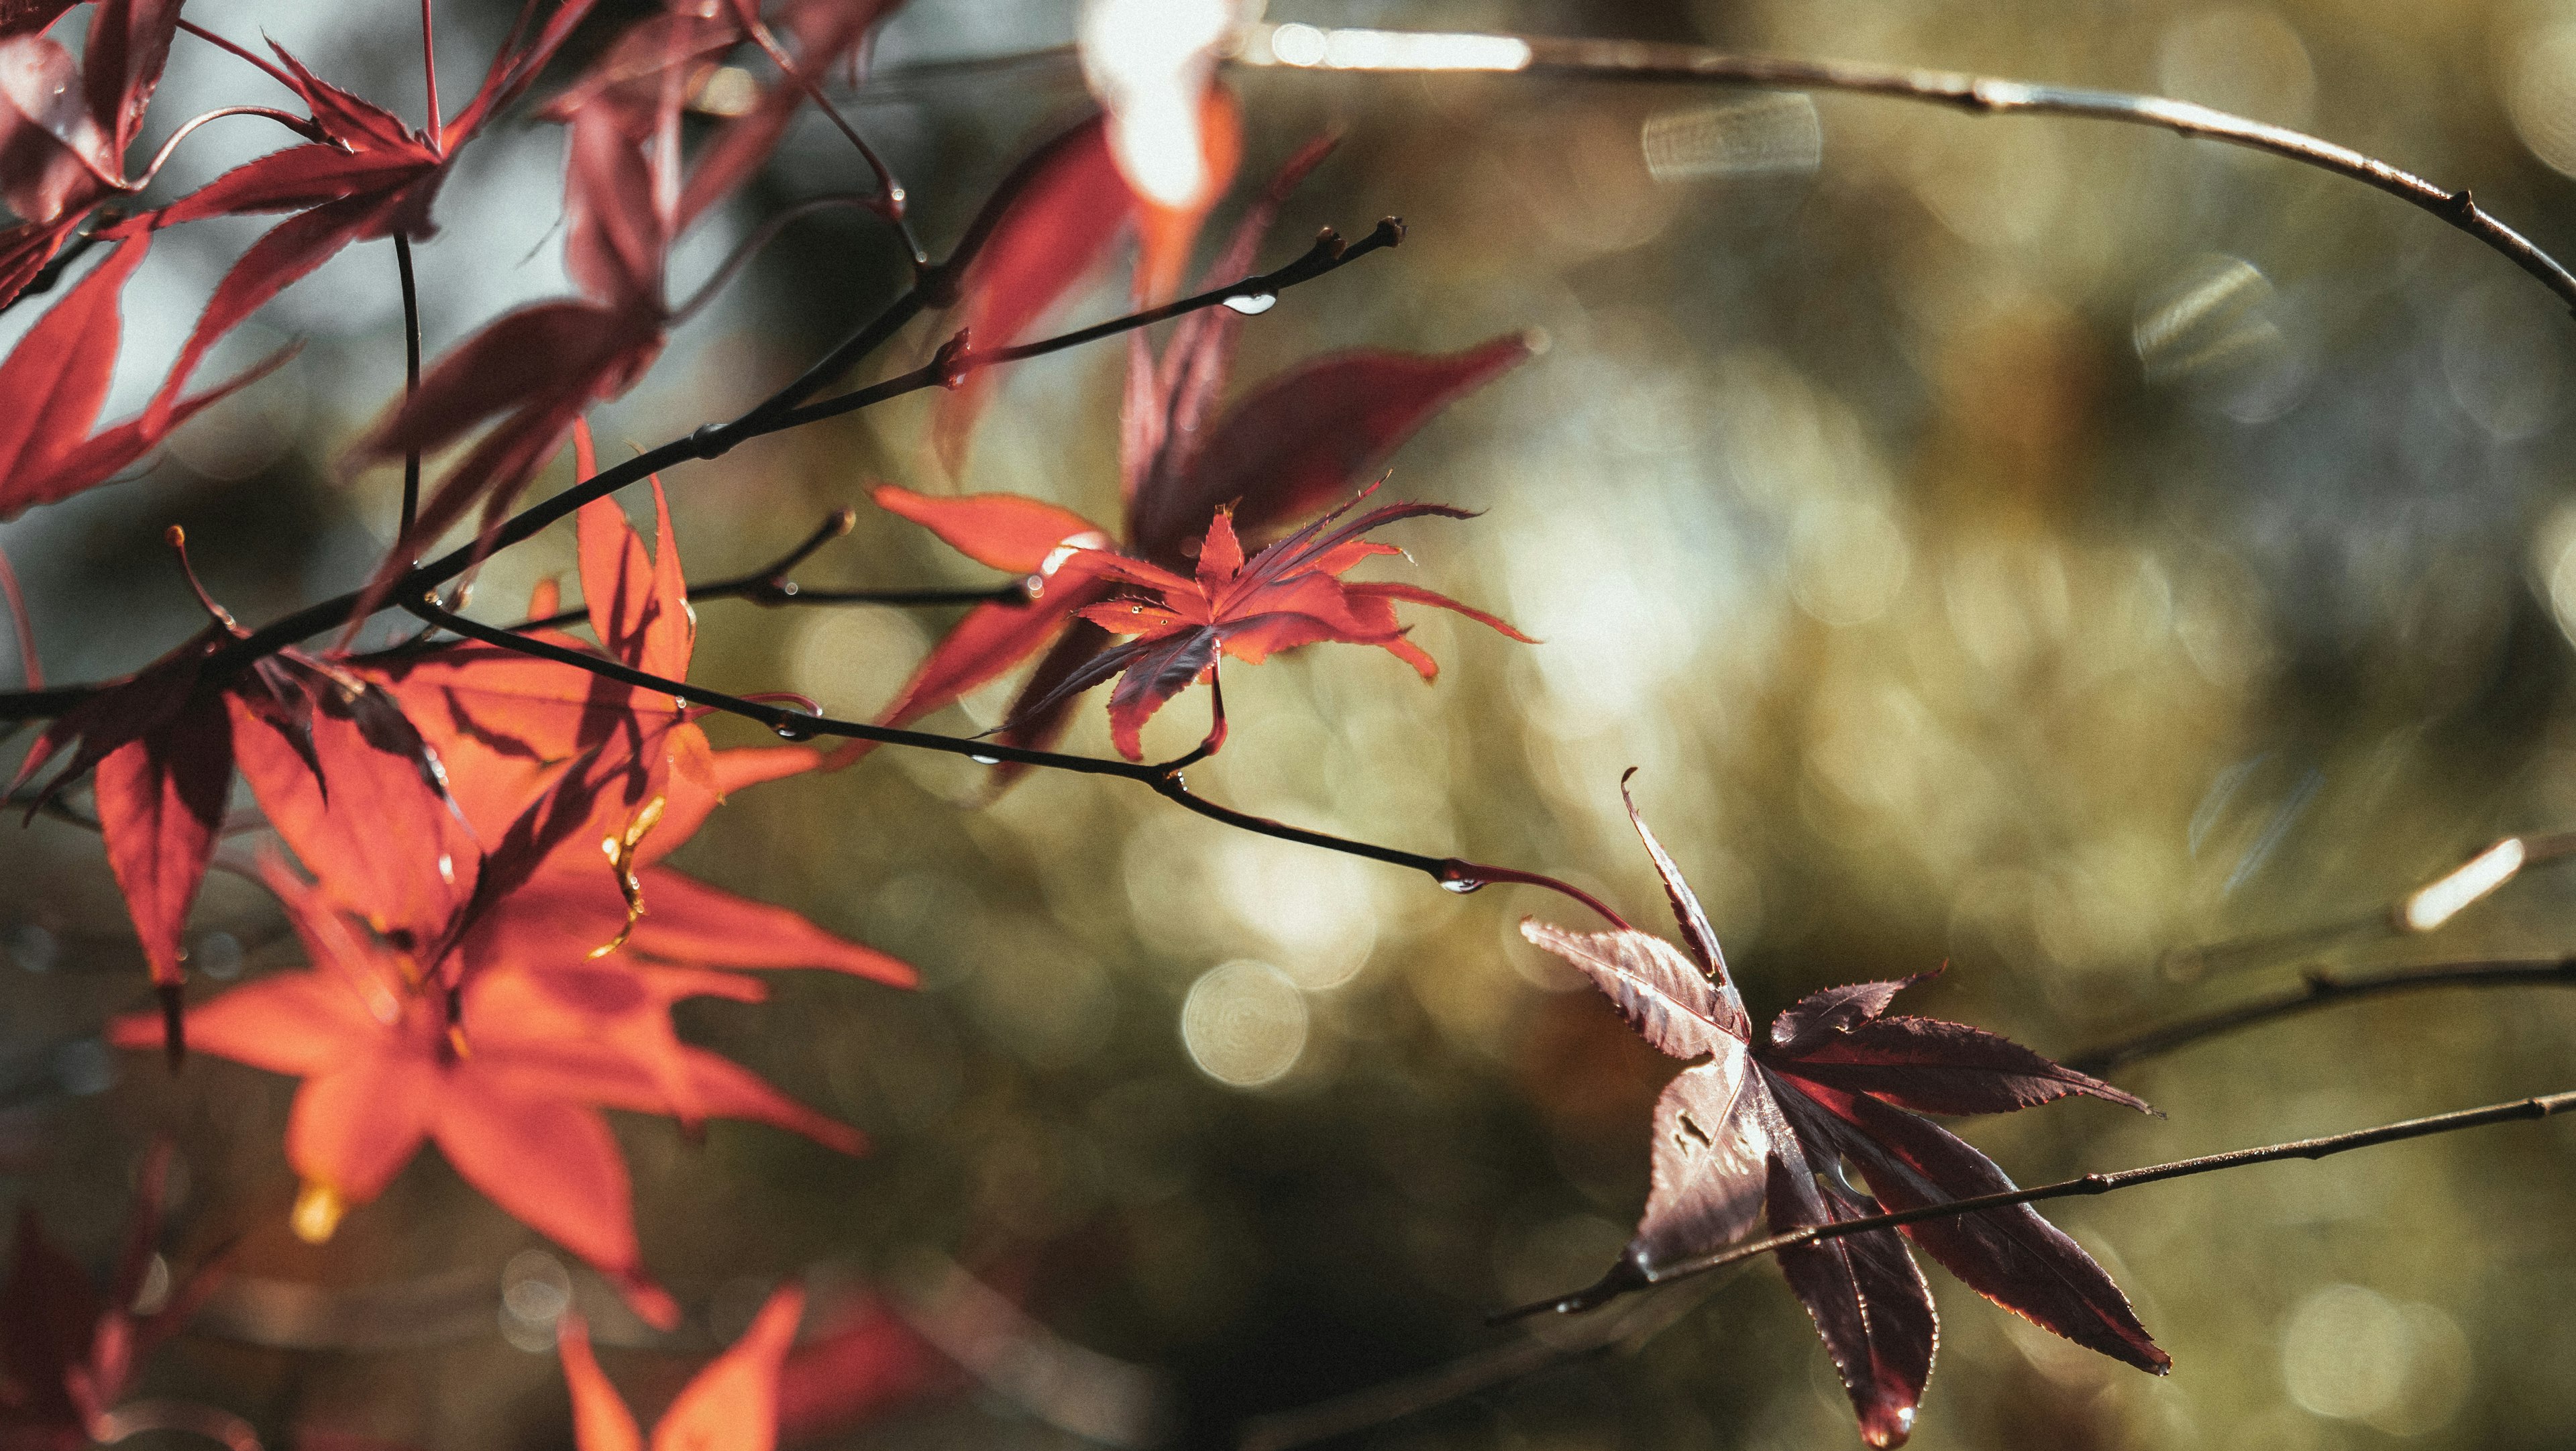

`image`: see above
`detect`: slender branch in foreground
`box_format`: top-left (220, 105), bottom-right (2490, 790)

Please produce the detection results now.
top-left (482, 507), bottom-right (1031, 638)
top-left (2066, 955), bottom-right (2576, 1077)
top-left (1237, 1279), bottom-right (1725, 1451)
top-left (0, 214), bottom-right (1399, 722)
top-left (2165, 831), bottom-right (2576, 980)
top-left (392, 234), bottom-right (423, 538)
top-left (751, 218), bottom-right (1407, 434)
top-left (1232, 25), bottom-right (2576, 313)
top-left (400, 598), bottom-right (1629, 928)
top-left (1497, 1085), bottom-right (2576, 1322)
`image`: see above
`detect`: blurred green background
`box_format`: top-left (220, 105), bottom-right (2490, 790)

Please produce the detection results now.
top-left (10, 0), bottom-right (2576, 1447)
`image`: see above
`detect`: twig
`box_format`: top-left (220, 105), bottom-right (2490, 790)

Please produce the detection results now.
top-left (0, 213), bottom-right (1400, 725)
top-left (669, 195), bottom-right (883, 323)
top-left (398, 597), bottom-right (1627, 928)
top-left (765, 220), bottom-right (1407, 433)
top-left (1230, 25), bottom-right (2576, 315)
top-left (1496, 1085), bottom-right (2576, 1321)
top-left (2164, 831), bottom-right (2576, 980)
top-left (393, 233), bottom-right (423, 539)
top-left (736, 11), bottom-right (924, 265)
top-left (409, 508), bottom-right (1030, 644)
top-left (2065, 955), bottom-right (2576, 1077)
top-left (1237, 1279), bottom-right (1723, 1451)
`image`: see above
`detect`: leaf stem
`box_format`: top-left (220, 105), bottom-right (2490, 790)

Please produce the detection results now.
top-left (419, 0), bottom-right (442, 150)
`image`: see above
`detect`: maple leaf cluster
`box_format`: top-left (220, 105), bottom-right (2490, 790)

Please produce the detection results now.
top-left (0, 0), bottom-right (1535, 1434)
top-left (0, 0), bottom-right (2202, 1445)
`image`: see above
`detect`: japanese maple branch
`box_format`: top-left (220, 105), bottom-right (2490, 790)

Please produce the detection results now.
top-left (2065, 955), bottom-right (2576, 1077)
top-left (492, 508), bottom-right (1029, 637)
top-left (1497, 1084), bottom-right (2576, 1320)
top-left (736, 12), bottom-right (922, 264)
top-left (2166, 831), bottom-right (2576, 979)
top-left (399, 598), bottom-right (1627, 928)
top-left (0, 215), bottom-right (1399, 724)
top-left (393, 234), bottom-right (423, 537)
top-left (1228, 26), bottom-right (2576, 314)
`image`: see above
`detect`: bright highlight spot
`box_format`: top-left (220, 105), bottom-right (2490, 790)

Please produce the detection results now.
top-left (1080, 0), bottom-right (1239, 207)
top-left (1641, 94), bottom-right (1823, 181)
top-left (1180, 959), bottom-right (1307, 1087)
top-left (1248, 23), bottom-right (1534, 72)
top-left (2402, 837), bottom-right (2523, 932)
top-left (291, 1180), bottom-right (347, 1244)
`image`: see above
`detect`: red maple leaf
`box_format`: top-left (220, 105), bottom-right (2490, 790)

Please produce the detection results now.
top-left (0, 0), bottom-right (182, 307)
top-left (9, 555), bottom-right (468, 1049)
top-left (930, 89), bottom-right (1240, 473)
top-left (851, 141), bottom-right (1526, 773)
top-left (559, 1283), bottom-right (804, 1451)
top-left (0, 1142), bottom-right (223, 1451)
top-left (127, 0), bottom-right (606, 417)
top-left (358, 429), bottom-right (905, 1002)
top-left (0, 231), bottom-right (290, 521)
top-left (537, 0), bottom-right (904, 230)
top-left (1519, 775), bottom-right (2169, 1447)
top-left (1016, 490), bottom-right (1527, 759)
top-left (106, 856), bottom-right (876, 1329)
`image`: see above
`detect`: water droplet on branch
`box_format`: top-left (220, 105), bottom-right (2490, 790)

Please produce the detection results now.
top-left (1223, 292), bottom-right (1278, 315)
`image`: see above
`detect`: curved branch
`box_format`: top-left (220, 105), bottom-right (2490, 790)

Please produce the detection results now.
top-left (2167, 831), bottom-right (2576, 979)
top-left (398, 598), bottom-right (1627, 928)
top-left (394, 233), bottom-right (423, 538)
top-left (1231, 25), bottom-right (2576, 313)
top-left (2065, 955), bottom-right (2576, 1077)
top-left (0, 213), bottom-right (1400, 720)
top-left (1498, 1086), bottom-right (2576, 1321)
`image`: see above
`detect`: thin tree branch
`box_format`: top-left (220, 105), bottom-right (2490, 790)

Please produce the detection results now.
top-left (130, 108), bottom-right (329, 190)
top-left (397, 597), bottom-right (1627, 928)
top-left (1496, 1085), bottom-right (2576, 1321)
top-left (735, 11), bottom-right (924, 266)
top-left (0, 213), bottom-right (1397, 722)
top-left (2165, 831), bottom-right (2576, 980)
top-left (402, 507), bottom-right (1032, 644)
top-left (1237, 1279), bottom-right (1723, 1451)
top-left (393, 233), bottom-right (423, 539)
top-left (668, 195), bottom-right (881, 323)
top-left (1231, 25), bottom-right (2576, 315)
top-left (2065, 955), bottom-right (2576, 1077)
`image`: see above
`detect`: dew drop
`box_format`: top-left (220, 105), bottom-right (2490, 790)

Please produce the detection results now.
top-left (1222, 292), bottom-right (1278, 315)
top-left (1440, 876), bottom-right (1485, 894)
top-left (969, 753), bottom-right (1001, 765)
top-left (773, 721), bottom-right (812, 741)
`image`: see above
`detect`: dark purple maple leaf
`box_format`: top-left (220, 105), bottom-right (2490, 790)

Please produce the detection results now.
top-left (1519, 771), bottom-right (2169, 1448)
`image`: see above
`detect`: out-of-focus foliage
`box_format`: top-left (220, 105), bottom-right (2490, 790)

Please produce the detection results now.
top-left (9, 0), bottom-right (2576, 1448)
